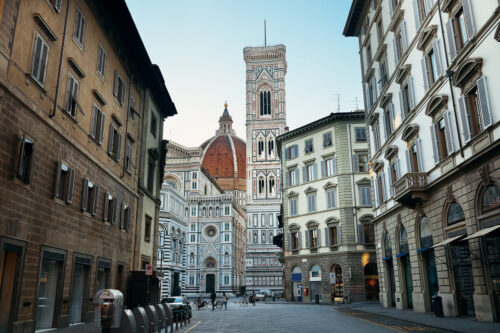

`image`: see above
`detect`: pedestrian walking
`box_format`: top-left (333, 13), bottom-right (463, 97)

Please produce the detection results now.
top-left (210, 291), bottom-right (216, 311)
top-left (222, 291), bottom-right (228, 310)
top-left (272, 291), bottom-right (276, 302)
top-left (251, 291), bottom-right (256, 306)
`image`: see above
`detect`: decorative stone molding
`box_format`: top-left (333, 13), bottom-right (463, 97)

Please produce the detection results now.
top-left (395, 64), bottom-right (411, 84)
top-left (417, 25), bottom-right (438, 51)
top-left (452, 58), bottom-right (483, 89)
top-left (401, 123), bottom-right (419, 142)
top-left (425, 94), bottom-right (448, 118)
top-left (384, 145), bottom-right (399, 160)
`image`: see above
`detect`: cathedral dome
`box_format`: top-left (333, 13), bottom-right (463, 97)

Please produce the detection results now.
top-left (200, 103), bottom-right (246, 192)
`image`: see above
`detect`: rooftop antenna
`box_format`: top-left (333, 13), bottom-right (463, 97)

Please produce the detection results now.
top-left (264, 20), bottom-right (267, 47)
top-left (333, 93), bottom-right (341, 112)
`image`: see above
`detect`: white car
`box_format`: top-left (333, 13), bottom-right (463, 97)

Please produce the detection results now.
top-left (255, 291), bottom-right (266, 301)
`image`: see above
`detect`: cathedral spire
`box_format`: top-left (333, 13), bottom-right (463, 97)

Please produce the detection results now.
top-left (217, 101), bottom-right (234, 135)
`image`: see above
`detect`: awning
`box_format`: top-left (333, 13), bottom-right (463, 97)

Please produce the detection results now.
top-left (431, 234), bottom-right (465, 248)
top-left (462, 225), bottom-right (500, 240)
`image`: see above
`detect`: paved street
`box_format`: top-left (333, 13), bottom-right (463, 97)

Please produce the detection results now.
top-left (179, 301), bottom-right (453, 333)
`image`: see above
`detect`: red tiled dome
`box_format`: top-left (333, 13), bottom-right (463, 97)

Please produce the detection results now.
top-left (200, 104), bottom-right (246, 191)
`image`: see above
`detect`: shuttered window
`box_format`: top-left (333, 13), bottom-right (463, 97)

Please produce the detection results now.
top-left (113, 71), bottom-right (126, 105)
top-left (65, 73), bottom-right (79, 117)
top-left (16, 135), bottom-right (35, 184)
top-left (55, 161), bottom-right (75, 203)
top-left (81, 179), bottom-right (99, 215)
top-left (326, 188), bottom-right (337, 209)
top-left (90, 104), bottom-right (105, 144)
top-left (73, 8), bottom-right (86, 47)
top-left (97, 45), bottom-right (106, 78)
top-left (360, 186), bottom-right (373, 207)
top-left (289, 197), bottom-right (298, 216)
top-left (31, 34), bottom-right (49, 85)
top-left (108, 124), bottom-right (122, 160)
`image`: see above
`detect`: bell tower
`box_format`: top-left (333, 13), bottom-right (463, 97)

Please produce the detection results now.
top-left (243, 44), bottom-right (286, 294)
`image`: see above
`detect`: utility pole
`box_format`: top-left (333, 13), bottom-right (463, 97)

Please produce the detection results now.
top-left (264, 20), bottom-right (267, 47)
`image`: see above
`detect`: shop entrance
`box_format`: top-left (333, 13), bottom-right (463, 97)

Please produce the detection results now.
top-left (485, 229), bottom-right (500, 321)
top-left (309, 265), bottom-right (322, 302)
top-left (291, 266), bottom-right (302, 302)
top-left (69, 260), bottom-right (90, 324)
top-left (363, 263), bottom-right (379, 300)
top-left (206, 274), bottom-right (215, 294)
top-left (384, 232), bottom-right (396, 307)
top-left (399, 226), bottom-right (413, 309)
top-left (420, 217), bottom-right (439, 311)
top-left (451, 241), bottom-right (475, 317)
top-left (35, 252), bottom-right (64, 330)
top-left (172, 272), bottom-right (181, 296)
top-left (330, 264), bottom-right (343, 303)
top-left (0, 243), bottom-right (22, 332)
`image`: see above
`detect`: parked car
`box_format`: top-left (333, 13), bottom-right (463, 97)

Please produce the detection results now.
top-left (162, 296), bottom-right (192, 319)
top-left (255, 291), bottom-right (266, 301)
top-left (260, 289), bottom-right (272, 296)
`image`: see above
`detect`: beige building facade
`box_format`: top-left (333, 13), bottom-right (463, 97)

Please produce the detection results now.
top-left (345, 0), bottom-right (500, 322)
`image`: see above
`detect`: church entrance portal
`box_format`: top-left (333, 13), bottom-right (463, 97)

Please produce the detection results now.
top-left (206, 274), bottom-right (215, 294)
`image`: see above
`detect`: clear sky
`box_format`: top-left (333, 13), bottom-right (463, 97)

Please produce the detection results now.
top-left (126, 0), bottom-right (361, 147)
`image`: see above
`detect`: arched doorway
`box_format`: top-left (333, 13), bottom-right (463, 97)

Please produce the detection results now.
top-left (330, 264), bottom-right (343, 303)
top-left (398, 225), bottom-right (413, 309)
top-left (364, 263), bottom-right (379, 300)
top-left (205, 257), bottom-right (216, 294)
top-left (383, 232), bottom-right (396, 307)
top-left (310, 265), bottom-right (322, 303)
top-left (419, 217), bottom-right (439, 311)
top-left (291, 266), bottom-right (302, 302)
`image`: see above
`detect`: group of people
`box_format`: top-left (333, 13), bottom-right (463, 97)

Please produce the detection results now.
top-left (210, 291), bottom-right (227, 310)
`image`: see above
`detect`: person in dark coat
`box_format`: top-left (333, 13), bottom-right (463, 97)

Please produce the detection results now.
top-left (210, 291), bottom-right (217, 311)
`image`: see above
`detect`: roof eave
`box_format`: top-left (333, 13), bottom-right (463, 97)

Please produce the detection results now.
top-left (343, 0), bottom-right (365, 37)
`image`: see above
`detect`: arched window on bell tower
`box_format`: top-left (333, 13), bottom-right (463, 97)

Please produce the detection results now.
top-left (259, 88), bottom-right (271, 116)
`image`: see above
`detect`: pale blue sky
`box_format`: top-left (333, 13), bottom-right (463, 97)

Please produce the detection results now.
top-left (126, 0), bottom-right (361, 147)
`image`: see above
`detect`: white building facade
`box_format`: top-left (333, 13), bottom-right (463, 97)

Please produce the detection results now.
top-left (345, 0), bottom-right (500, 321)
top-left (158, 182), bottom-right (188, 298)
top-left (243, 45), bottom-right (287, 293)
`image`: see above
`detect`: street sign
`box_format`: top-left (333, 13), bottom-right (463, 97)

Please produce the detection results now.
top-left (330, 273), bottom-right (336, 284)
top-left (145, 264), bottom-right (152, 276)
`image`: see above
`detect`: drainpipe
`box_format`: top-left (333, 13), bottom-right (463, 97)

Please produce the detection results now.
top-left (50, 0), bottom-right (71, 118)
top-left (437, 0), bottom-right (464, 157)
top-left (347, 124), bottom-right (359, 242)
top-left (121, 74), bottom-right (133, 178)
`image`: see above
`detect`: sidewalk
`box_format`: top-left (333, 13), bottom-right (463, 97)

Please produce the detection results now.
top-left (344, 302), bottom-right (500, 333)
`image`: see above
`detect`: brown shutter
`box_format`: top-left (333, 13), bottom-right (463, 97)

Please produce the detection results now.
top-left (116, 133), bottom-right (122, 161)
top-left (16, 135), bottom-right (25, 178)
top-left (119, 203), bottom-right (125, 229)
top-left (125, 207), bottom-right (132, 232)
top-left (66, 168), bottom-right (75, 203)
top-left (99, 113), bottom-right (105, 145)
top-left (112, 199), bottom-right (118, 225)
top-left (113, 71), bottom-right (119, 97)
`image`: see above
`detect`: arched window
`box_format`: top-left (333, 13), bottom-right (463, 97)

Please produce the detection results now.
top-left (482, 185), bottom-right (500, 212)
top-left (190, 252), bottom-right (194, 264)
top-left (384, 232), bottom-right (392, 257)
top-left (399, 226), bottom-right (409, 254)
top-left (224, 252), bottom-right (229, 264)
top-left (159, 231), bottom-right (165, 247)
top-left (262, 231), bottom-right (266, 243)
top-left (185, 207), bottom-right (189, 217)
top-left (204, 184), bottom-right (208, 195)
top-left (202, 207), bottom-right (206, 216)
top-left (268, 176), bottom-right (275, 195)
top-left (258, 139), bottom-right (265, 157)
top-left (447, 202), bottom-right (465, 225)
top-left (216, 206), bottom-right (220, 216)
top-left (268, 138), bottom-right (275, 156)
top-left (253, 231), bottom-right (258, 243)
top-left (259, 90), bottom-right (271, 115)
top-left (258, 177), bottom-right (265, 194)
top-left (310, 264), bottom-right (321, 279)
top-left (209, 207), bottom-right (213, 217)
top-left (420, 217), bottom-right (433, 248)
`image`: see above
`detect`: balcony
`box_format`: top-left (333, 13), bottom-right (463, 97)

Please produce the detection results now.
top-left (393, 173), bottom-right (429, 208)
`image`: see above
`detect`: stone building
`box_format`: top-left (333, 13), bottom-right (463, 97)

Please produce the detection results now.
top-left (243, 45), bottom-right (286, 294)
top-left (0, 0), bottom-right (176, 331)
top-left (158, 182), bottom-right (188, 298)
top-left (278, 112), bottom-right (377, 303)
top-left (163, 105), bottom-right (246, 297)
top-left (344, 0), bottom-right (500, 321)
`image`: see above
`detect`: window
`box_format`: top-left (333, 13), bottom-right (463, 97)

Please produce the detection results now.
top-left (374, 171), bottom-right (387, 206)
top-left (379, 56), bottom-right (389, 90)
top-left (431, 116), bottom-right (452, 164)
top-left (55, 161), bottom-right (75, 203)
top-left (30, 33), bottom-right (49, 85)
top-left (113, 71), bottom-right (126, 105)
top-left (145, 216), bottom-right (152, 242)
top-left (291, 232), bottom-right (299, 250)
top-left (65, 73), bottom-right (79, 117)
top-left (258, 177), bottom-right (265, 195)
top-left (224, 274), bottom-right (229, 285)
top-left (262, 232), bottom-right (266, 243)
top-left (360, 186), bottom-right (373, 206)
top-left (285, 145), bottom-right (298, 160)
top-left (268, 176), bottom-right (276, 195)
top-left (406, 140), bottom-right (423, 172)
top-left (459, 77), bottom-right (492, 142)
top-left (307, 193), bottom-right (316, 213)
top-left (51, 0), bottom-right (62, 12)
top-left (399, 78), bottom-right (415, 119)
top-left (355, 128), bottom-right (367, 142)
top-left (289, 197), bottom-right (298, 216)
top-left (323, 132), bottom-right (332, 147)
top-left (81, 179), bottom-right (98, 215)
top-left (482, 186), bottom-right (500, 213)
top-left (268, 138), bottom-right (275, 156)
top-left (147, 158), bottom-right (155, 193)
top-left (329, 226), bottom-right (340, 246)
top-left (192, 171), bottom-right (197, 180)
top-left (121, 204), bottom-right (132, 231)
top-left (253, 231), bottom-right (258, 243)
top-left (363, 224), bottom-right (375, 246)
top-left (108, 124), bottom-right (122, 160)
top-left (190, 234), bottom-right (196, 242)
top-left (323, 157), bottom-right (336, 177)
top-left (259, 89), bottom-right (271, 115)
top-left (447, 202), bottom-right (465, 225)
top-left (124, 141), bottom-right (133, 173)
top-left (225, 233), bottom-right (230, 242)
top-left (422, 40), bottom-right (443, 91)
top-left (376, 18), bottom-right (383, 44)
top-left (389, 160), bottom-right (400, 189)
top-left (97, 45), bottom-right (106, 78)
top-left (224, 206), bottom-right (230, 215)
top-left (447, 3), bottom-right (475, 59)
top-left (326, 188), bottom-right (337, 209)
top-left (103, 193), bottom-right (117, 223)
top-left (414, 0), bottom-right (430, 29)
top-left (128, 96), bottom-right (136, 124)
top-left (287, 167), bottom-right (298, 186)
top-left (353, 153), bottom-right (368, 172)
top-left (73, 8), bottom-right (86, 47)
top-left (304, 139), bottom-right (313, 154)
top-left (258, 139), bottom-right (265, 157)
top-left (384, 104), bottom-right (395, 138)
top-left (367, 74), bottom-right (377, 109)
top-left (191, 181), bottom-right (197, 190)
top-left (150, 113), bottom-right (158, 137)
top-left (308, 229), bottom-right (318, 248)
top-left (366, 43), bottom-right (372, 65)
top-left (90, 104), bottom-right (105, 144)
top-left (16, 135), bottom-right (35, 184)
top-left (304, 163), bottom-right (317, 182)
